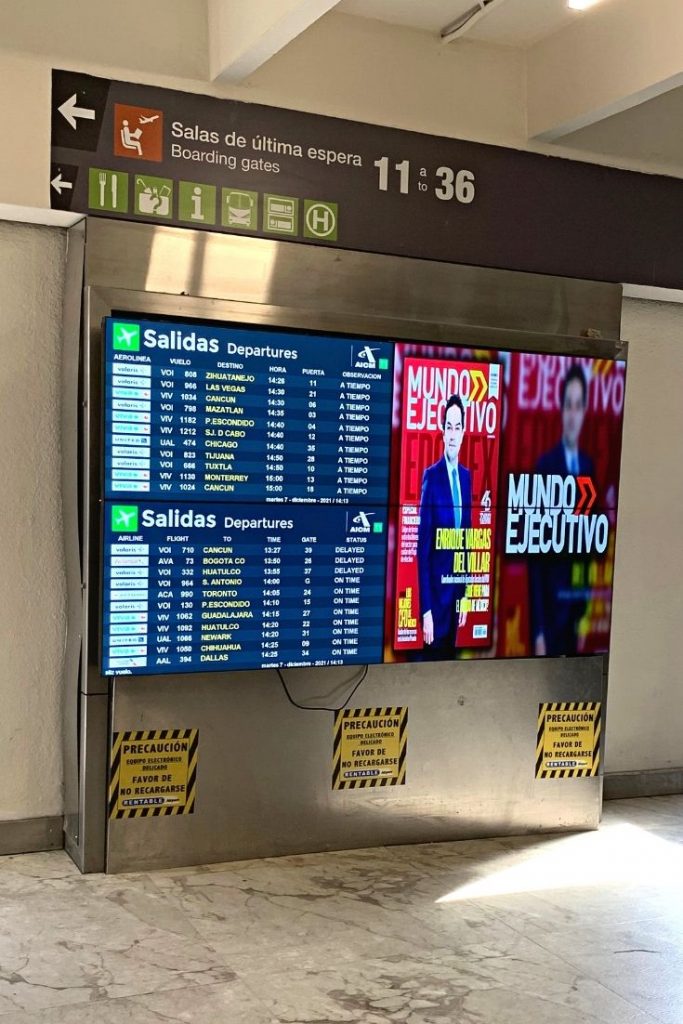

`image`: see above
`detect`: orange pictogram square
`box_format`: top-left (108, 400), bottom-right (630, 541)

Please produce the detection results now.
top-left (114, 104), bottom-right (164, 162)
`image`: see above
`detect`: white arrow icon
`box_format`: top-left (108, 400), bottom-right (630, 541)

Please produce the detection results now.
top-left (50, 173), bottom-right (73, 196)
top-left (57, 93), bottom-right (96, 130)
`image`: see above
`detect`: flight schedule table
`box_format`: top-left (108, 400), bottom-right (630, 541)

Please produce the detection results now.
top-left (104, 318), bottom-right (394, 504)
top-left (102, 501), bottom-right (387, 675)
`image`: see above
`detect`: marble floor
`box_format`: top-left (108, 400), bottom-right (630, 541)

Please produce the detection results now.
top-left (0, 796), bottom-right (682, 1023)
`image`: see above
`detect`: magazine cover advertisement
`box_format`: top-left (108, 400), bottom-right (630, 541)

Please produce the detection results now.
top-left (390, 348), bottom-right (504, 657)
top-left (495, 351), bottom-right (625, 659)
top-left (385, 344), bottom-right (625, 662)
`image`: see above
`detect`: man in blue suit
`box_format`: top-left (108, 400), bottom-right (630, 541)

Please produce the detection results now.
top-left (417, 394), bottom-right (472, 658)
top-left (530, 364), bottom-right (595, 656)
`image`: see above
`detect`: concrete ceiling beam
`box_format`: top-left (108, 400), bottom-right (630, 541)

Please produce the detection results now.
top-left (527, 0), bottom-right (683, 141)
top-left (208, 0), bottom-right (342, 83)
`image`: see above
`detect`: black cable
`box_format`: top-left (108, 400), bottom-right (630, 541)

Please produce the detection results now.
top-left (277, 664), bottom-right (369, 712)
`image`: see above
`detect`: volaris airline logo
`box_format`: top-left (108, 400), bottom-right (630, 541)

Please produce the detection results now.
top-left (112, 322), bottom-right (141, 352)
top-left (111, 505), bottom-right (139, 532)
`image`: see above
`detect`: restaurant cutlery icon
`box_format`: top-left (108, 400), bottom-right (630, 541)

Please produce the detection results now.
top-left (96, 169), bottom-right (122, 210)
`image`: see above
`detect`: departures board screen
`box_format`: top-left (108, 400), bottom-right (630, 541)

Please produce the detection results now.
top-left (100, 315), bottom-right (627, 676)
top-left (103, 319), bottom-right (392, 503)
top-left (101, 316), bottom-right (392, 676)
top-left (103, 503), bottom-right (386, 674)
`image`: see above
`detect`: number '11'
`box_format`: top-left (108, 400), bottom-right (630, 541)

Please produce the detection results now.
top-left (374, 157), bottom-right (410, 194)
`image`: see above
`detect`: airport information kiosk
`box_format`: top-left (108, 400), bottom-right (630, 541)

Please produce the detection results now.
top-left (60, 219), bottom-right (626, 873)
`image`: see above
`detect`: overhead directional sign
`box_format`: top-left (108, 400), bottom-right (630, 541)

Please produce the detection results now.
top-left (57, 93), bottom-right (97, 131)
top-left (49, 161), bottom-right (79, 210)
top-left (50, 172), bottom-right (73, 196)
top-left (51, 69), bottom-right (683, 288)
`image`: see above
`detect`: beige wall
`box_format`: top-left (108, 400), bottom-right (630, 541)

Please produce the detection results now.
top-left (0, 221), bottom-right (66, 819)
top-left (0, 234), bottom-right (680, 828)
top-left (0, 7), bottom-right (680, 831)
top-left (527, 0), bottom-right (683, 139)
top-left (0, 0), bottom-right (209, 77)
top-left (606, 298), bottom-right (683, 773)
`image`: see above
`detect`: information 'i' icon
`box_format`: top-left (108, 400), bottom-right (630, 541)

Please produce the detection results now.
top-left (179, 182), bottom-right (217, 225)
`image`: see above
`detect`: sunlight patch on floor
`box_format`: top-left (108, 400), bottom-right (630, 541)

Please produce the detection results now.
top-left (436, 823), bottom-right (683, 902)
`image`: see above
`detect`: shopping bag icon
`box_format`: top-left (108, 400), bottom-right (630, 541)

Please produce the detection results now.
top-left (136, 179), bottom-right (171, 217)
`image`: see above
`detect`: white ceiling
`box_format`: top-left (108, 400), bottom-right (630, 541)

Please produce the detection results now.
top-left (333, 0), bottom-right (683, 174)
top-left (336, 0), bottom-right (596, 47)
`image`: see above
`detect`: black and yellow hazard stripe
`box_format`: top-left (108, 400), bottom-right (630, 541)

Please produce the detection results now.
top-left (109, 728), bottom-right (199, 819)
top-left (535, 701), bottom-right (601, 780)
top-left (332, 706), bottom-right (407, 790)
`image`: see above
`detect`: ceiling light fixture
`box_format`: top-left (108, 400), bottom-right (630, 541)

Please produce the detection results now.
top-left (567, 0), bottom-right (601, 10)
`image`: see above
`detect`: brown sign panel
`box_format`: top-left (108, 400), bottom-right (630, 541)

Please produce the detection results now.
top-left (51, 69), bottom-right (683, 288)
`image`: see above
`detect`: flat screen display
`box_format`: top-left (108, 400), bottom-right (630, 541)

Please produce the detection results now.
top-left (103, 502), bottom-right (386, 674)
top-left (104, 319), bottom-right (393, 504)
top-left (101, 316), bottom-right (626, 675)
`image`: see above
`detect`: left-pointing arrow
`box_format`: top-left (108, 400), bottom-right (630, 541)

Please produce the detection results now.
top-left (57, 93), bottom-right (96, 130)
top-left (51, 173), bottom-right (73, 195)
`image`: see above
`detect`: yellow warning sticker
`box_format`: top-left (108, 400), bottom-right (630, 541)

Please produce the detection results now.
top-left (109, 728), bottom-right (198, 819)
top-left (333, 707), bottom-right (407, 790)
top-left (536, 702), bottom-right (601, 779)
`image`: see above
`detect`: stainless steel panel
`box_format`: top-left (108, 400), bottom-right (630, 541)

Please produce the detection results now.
top-left (85, 220), bottom-right (624, 349)
top-left (78, 219), bottom-right (621, 873)
top-left (61, 220), bottom-right (85, 857)
top-left (72, 692), bottom-right (109, 873)
top-left (81, 286), bottom-right (109, 698)
top-left (108, 657), bottom-right (604, 873)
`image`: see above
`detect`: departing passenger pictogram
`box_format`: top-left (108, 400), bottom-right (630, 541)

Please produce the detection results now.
top-left (114, 104), bottom-right (164, 162)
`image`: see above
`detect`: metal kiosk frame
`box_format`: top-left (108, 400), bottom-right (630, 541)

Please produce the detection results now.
top-left (62, 218), bottom-right (626, 873)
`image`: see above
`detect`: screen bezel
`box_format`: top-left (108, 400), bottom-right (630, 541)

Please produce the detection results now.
top-left (86, 281), bottom-right (626, 686)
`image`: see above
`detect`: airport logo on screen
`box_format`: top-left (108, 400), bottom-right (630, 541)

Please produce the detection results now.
top-left (348, 511), bottom-right (384, 534)
top-left (100, 316), bottom-right (626, 676)
top-left (354, 345), bottom-right (389, 371)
